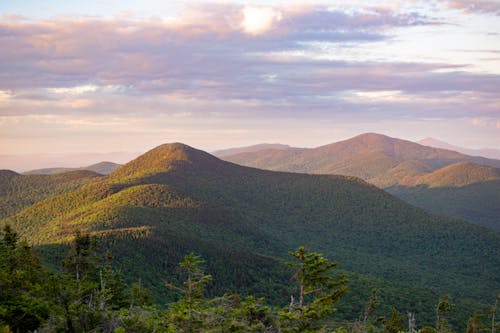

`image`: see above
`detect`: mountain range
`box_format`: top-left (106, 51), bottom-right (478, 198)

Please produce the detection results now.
top-left (1, 141), bottom-right (499, 328)
top-left (217, 133), bottom-right (500, 230)
top-left (419, 137), bottom-right (500, 160)
top-left (23, 161), bottom-right (121, 175)
top-left (213, 143), bottom-right (292, 158)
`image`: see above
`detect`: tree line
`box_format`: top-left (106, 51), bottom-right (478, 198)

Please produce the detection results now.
top-left (0, 225), bottom-right (498, 333)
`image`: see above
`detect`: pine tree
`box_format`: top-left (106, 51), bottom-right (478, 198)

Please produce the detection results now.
top-left (165, 252), bottom-right (213, 333)
top-left (280, 246), bottom-right (348, 332)
top-left (436, 295), bottom-right (453, 333)
top-left (0, 225), bottom-right (50, 332)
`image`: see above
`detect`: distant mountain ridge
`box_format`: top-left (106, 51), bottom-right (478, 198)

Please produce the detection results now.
top-left (2, 142), bottom-right (499, 327)
top-left (0, 151), bottom-right (139, 173)
top-left (419, 137), bottom-right (500, 160)
top-left (213, 143), bottom-right (292, 157)
top-left (24, 161), bottom-right (121, 175)
top-left (218, 133), bottom-right (500, 177)
top-left (218, 133), bottom-right (500, 229)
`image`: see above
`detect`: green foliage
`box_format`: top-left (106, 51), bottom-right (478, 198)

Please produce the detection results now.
top-left (387, 179), bottom-right (500, 231)
top-left (436, 295), bottom-right (454, 333)
top-left (0, 170), bottom-right (100, 220)
top-left (63, 231), bottom-right (99, 282)
top-left (165, 252), bottom-right (213, 333)
top-left (362, 288), bottom-right (380, 329)
top-left (221, 135), bottom-right (500, 230)
top-left (421, 326), bottom-right (438, 333)
top-left (0, 225), bottom-right (51, 332)
top-left (38, 232), bottom-right (141, 332)
top-left (280, 247), bottom-right (348, 332)
top-left (1, 226), bottom-right (498, 333)
top-left (382, 307), bottom-right (405, 333)
top-left (1, 142), bottom-right (499, 331)
top-left (211, 295), bottom-right (277, 332)
top-left (130, 280), bottom-right (153, 307)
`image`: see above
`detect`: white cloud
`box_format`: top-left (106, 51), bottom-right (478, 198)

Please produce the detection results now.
top-left (48, 85), bottom-right (98, 95)
top-left (354, 90), bottom-right (407, 102)
top-left (241, 6), bottom-right (282, 35)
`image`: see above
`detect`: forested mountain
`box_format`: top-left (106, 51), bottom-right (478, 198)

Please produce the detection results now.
top-left (1, 143), bottom-right (499, 329)
top-left (217, 133), bottom-right (500, 229)
top-left (0, 169), bottom-right (102, 219)
top-left (23, 161), bottom-right (121, 175)
top-left (385, 163), bottom-right (500, 230)
top-left (217, 133), bottom-right (500, 177)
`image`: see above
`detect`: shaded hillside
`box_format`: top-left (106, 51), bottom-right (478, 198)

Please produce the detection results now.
top-left (219, 133), bottom-right (500, 229)
top-left (0, 169), bottom-right (102, 219)
top-left (386, 163), bottom-right (500, 230)
top-left (24, 161), bottom-right (121, 175)
top-left (1, 143), bottom-right (499, 327)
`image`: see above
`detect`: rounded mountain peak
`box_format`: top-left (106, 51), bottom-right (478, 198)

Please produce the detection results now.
top-left (111, 143), bottom-right (222, 180)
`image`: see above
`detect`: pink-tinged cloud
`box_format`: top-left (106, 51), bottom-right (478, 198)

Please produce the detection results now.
top-left (0, 3), bottom-right (499, 129)
top-left (0, 7), bottom-right (477, 94)
top-left (445, 0), bottom-right (500, 15)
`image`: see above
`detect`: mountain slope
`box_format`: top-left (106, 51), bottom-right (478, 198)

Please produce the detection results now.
top-left (221, 133), bottom-right (500, 178)
top-left (414, 162), bottom-right (500, 187)
top-left (219, 133), bottom-right (500, 229)
top-left (2, 143), bottom-right (499, 327)
top-left (386, 162), bottom-right (500, 230)
top-left (0, 169), bottom-right (102, 219)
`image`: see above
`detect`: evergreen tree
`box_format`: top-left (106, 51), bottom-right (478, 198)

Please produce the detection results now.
top-left (362, 288), bottom-right (380, 332)
top-left (382, 307), bottom-right (405, 333)
top-left (43, 232), bottom-right (131, 332)
top-left (436, 295), bottom-right (454, 333)
top-left (280, 246), bottom-right (348, 332)
top-left (0, 225), bottom-right (50, 332)
top-left (165, 252), bottom-right (213, 332)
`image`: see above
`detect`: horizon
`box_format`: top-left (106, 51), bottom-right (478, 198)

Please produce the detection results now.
top-left (1, 1), bottom-right (499, 156)
top-left (3, 132), bottom-right (500, 173)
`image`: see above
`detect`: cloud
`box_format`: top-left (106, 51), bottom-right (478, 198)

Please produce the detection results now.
top-left (445, 0), bottom-right (500, 15)
top-left (0, 3), bottom-right (498, 126)
top-left (0, 3), bottom-right (442, 87)
top-left (241, 6), bottom-right (283, 35)
top-left (48, 85), bottom-right (98, 95)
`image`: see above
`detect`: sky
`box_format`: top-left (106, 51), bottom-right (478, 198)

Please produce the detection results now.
top-left (0, 0), bottom-right (499, 158)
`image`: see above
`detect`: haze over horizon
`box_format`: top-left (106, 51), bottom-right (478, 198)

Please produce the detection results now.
top-left (1, 0), bottom-right (499, 155)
